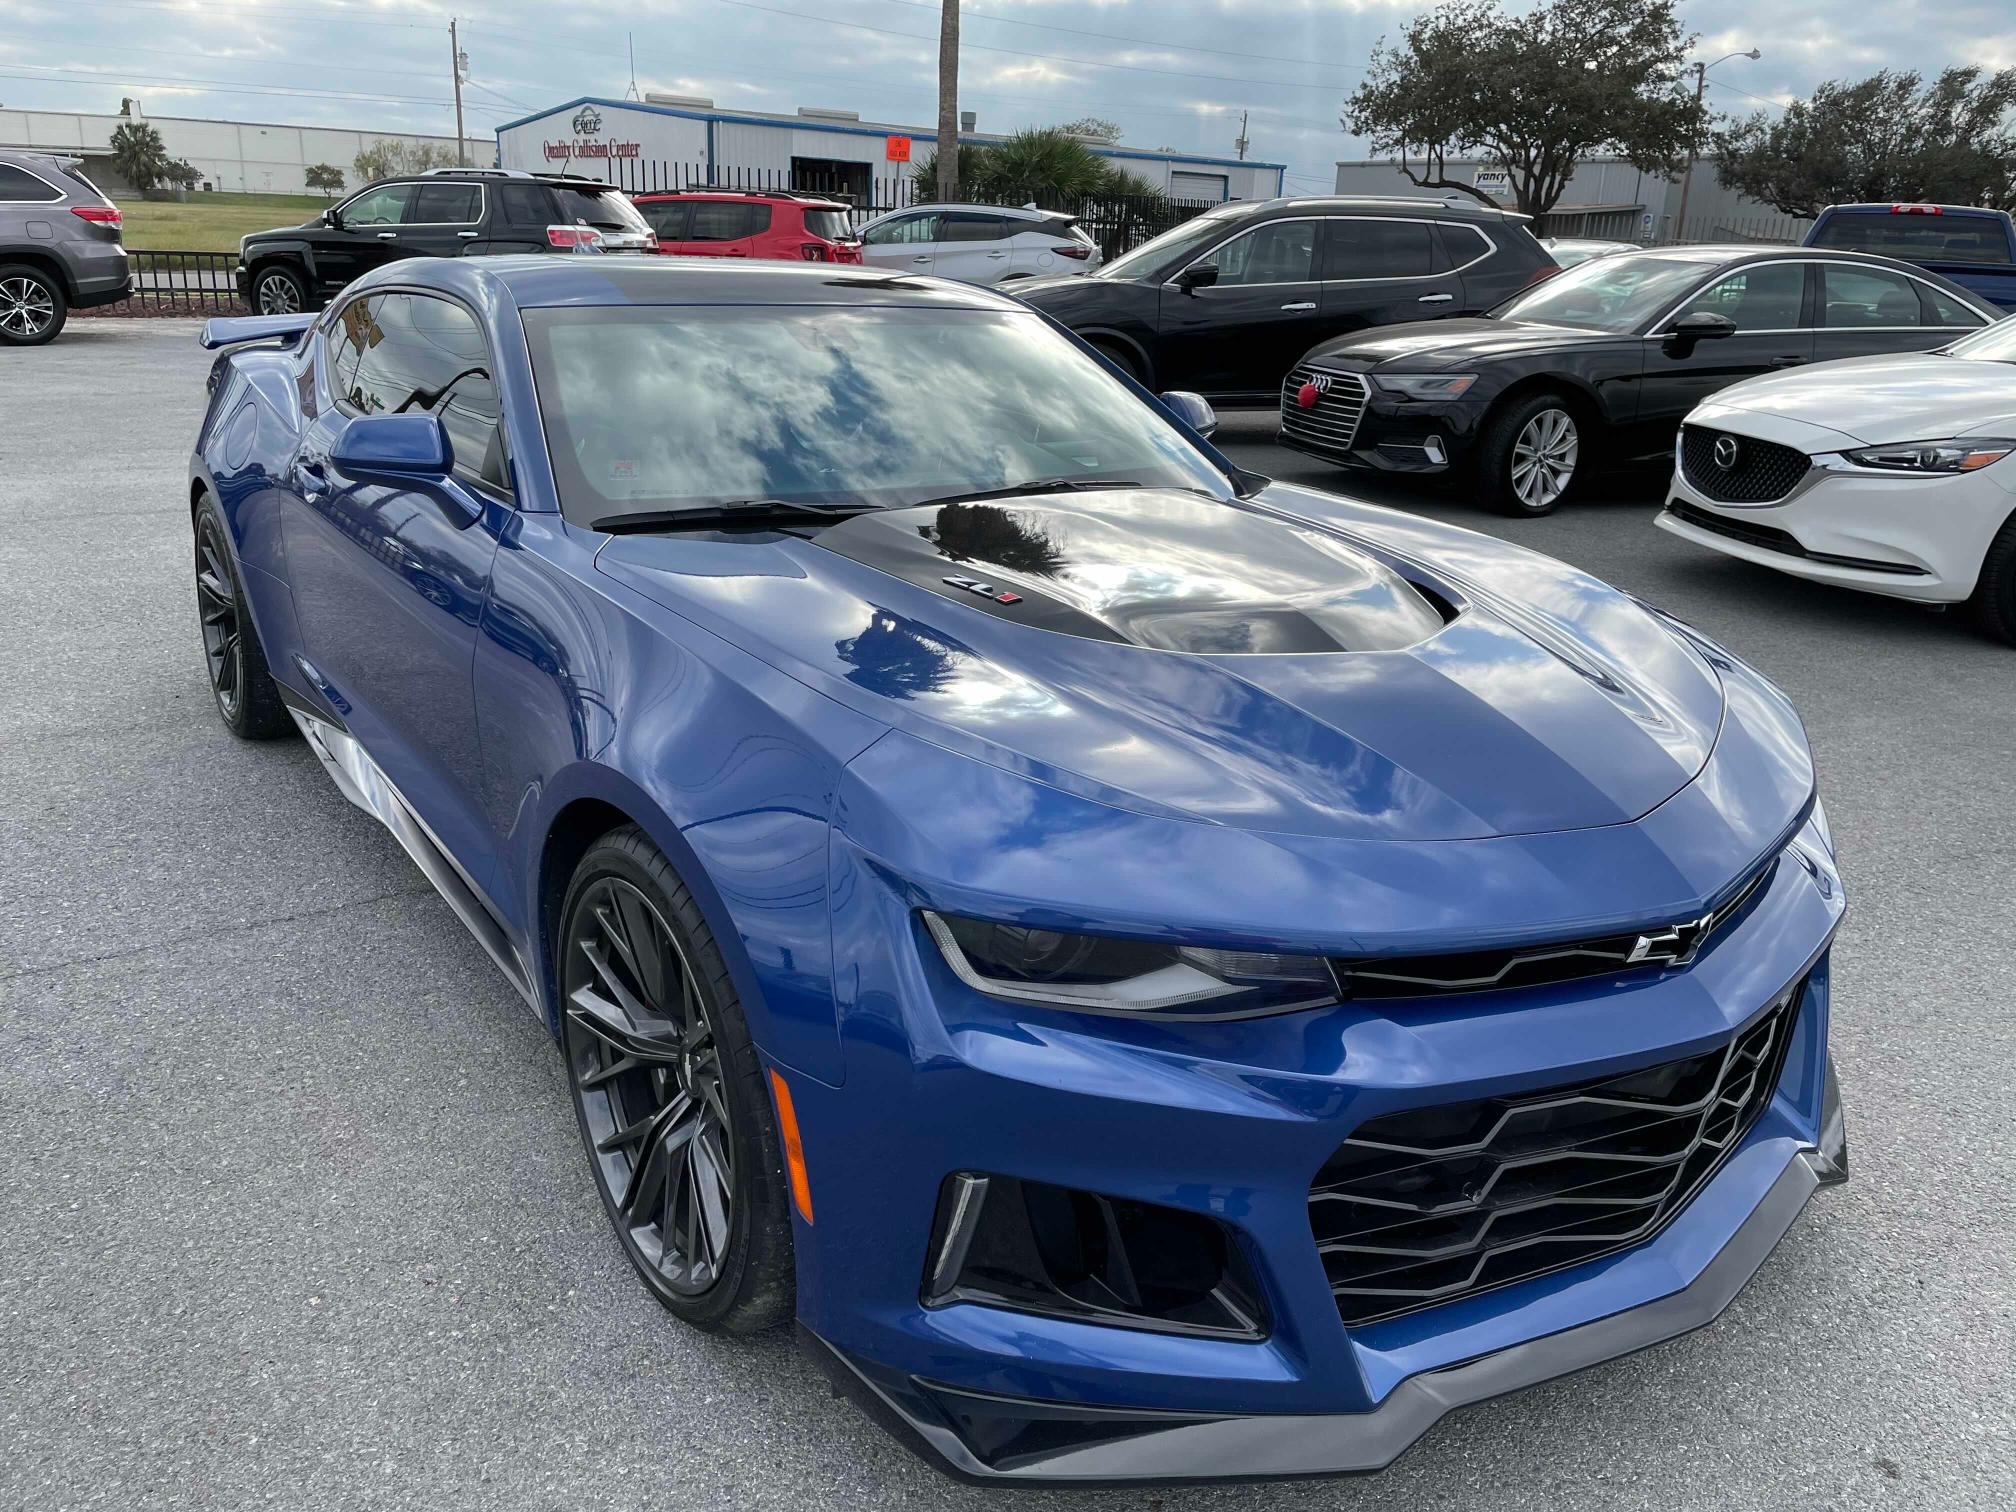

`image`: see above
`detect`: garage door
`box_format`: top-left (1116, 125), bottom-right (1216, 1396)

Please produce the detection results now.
top-left (1171, 171), bottom-right (1229, 203)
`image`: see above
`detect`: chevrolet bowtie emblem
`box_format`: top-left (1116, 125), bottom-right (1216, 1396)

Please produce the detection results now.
top-left (1626, 913), bottom-right (1715, 967)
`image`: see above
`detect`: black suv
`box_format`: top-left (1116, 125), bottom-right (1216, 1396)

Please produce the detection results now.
top-left (1013, 196), bottom-right (1554, 403)
top-left (236, 168), bottom-right (656, 314)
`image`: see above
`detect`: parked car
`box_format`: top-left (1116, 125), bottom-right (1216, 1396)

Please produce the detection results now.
top-left (189, 254), bottom-right (1845, 1487)
top-left (234, 167), bottom-right (656, 315)
top-left (854, 202), bottom-right (1100, 282)
top-left (1804, 203), bottom-right (2016, 311)
top-left (1540, 236), bottom-right (1636, 267)
top-left (1657, 314), bottom-right (2016, 644)
top-left (1279, 244), bottom-right (2002, 515)
top-left (0, 149), bottom-right (129, 345)
top-left (631, 188), bottom-right (862, 263)
top-left (1013, 195), bottom-right (1554, 403)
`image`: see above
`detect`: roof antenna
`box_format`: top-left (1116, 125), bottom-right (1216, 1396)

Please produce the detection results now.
top-left (624, 33), bottom-right (640, 101)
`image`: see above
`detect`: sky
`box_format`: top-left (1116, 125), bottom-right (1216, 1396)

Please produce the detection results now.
top-left (2, 0), bottom-right (2013, 192)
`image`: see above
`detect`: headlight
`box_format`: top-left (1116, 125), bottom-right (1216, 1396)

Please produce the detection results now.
top-left (1370, 373), bottom-right (1478, 399)
top-left (922, 912), bottom-right (1340, 1017)
top-left (1841, 438), bottom-right (2016, 474)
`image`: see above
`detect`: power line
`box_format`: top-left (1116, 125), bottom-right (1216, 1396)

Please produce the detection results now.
top-left (0, 60), bottom-right (510, 114)
top-left (861, 0), bottom-right (1365, 72)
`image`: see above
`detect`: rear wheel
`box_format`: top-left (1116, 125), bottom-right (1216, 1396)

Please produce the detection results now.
top-left (0, 264), bottom-right (66, 346)
top-left (251, 263), bottom-right (309, 316)
top-left (194, 495), bottom-right (291, 739)
top-left (559, 828), bottom-right (795, 1333)
top-left (1478, 391), bottom-right (1584, 516)
top-left (1967, 510), bottom-right (2016, 646)
top-left (1089, 339), bottom-right (1143, 384)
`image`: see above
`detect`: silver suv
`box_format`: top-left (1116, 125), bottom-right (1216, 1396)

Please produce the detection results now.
top-left (0, 151), bottom-right (130, 345)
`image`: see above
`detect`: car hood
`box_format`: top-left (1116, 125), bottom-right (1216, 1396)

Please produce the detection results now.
top-left (1302, 318), bottom-right (1616, 371)
top-left (1705, 351), bottom-right (2016, 443)
top-left (597, 489), bottom-right (1732, 844)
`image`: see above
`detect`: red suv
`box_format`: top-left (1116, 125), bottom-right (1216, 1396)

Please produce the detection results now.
top-left (631, 189), bottom-right (863, 263)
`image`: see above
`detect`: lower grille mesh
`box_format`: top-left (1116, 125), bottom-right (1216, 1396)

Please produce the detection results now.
top-left (1310, 987), bottom-right (1799, 1327)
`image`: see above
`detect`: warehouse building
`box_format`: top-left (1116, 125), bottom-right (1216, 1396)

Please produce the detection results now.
top-left (1333, 155), bottom-right (1805, 243)
top-left (0, 104), bottom-right (469, 196)
top-left (496, 96), bottom-right (1285, 205)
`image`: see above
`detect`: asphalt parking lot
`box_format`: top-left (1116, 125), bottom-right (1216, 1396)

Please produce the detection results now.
top-left (3, 317), bottom-right (2011, 1512)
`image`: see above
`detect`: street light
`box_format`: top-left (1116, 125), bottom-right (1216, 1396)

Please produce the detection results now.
top-left (1673, 47), bottom-right (1761, 240)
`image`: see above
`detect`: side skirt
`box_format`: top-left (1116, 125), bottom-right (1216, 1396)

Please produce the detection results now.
top-left (289, 708), bottom-right (541, 1016)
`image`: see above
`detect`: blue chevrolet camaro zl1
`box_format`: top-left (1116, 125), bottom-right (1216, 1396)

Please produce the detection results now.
top-left (189, 254), bottom-right (1846, 1485)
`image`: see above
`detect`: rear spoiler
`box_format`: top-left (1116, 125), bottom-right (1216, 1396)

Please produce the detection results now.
top-left (199, 313), bottom-right (315, 350)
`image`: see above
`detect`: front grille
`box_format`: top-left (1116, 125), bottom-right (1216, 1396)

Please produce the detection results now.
top-left (1310, 988), bottom-right (1798, 1327)
top-left (1280, 367), bottom-right (1369, 455)
top-left (1335, 857), bottom-right (1774, 999)
top-left (1680, 425), bottom-right (1811, 504)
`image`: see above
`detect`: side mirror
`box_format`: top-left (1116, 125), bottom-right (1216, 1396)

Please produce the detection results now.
top-left (332, 414), bottom-right (453, 481)
top-left (1663, 311), bottom-right (1736, 355)
top-left (321, 208), bottom-right (340, 229)
top-left (1175, 263), bottom-right (1219, 293)
top-left (1160, 390), bottom-right (1218, 438)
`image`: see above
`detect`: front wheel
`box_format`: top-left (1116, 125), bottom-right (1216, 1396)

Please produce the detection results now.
top-left (1967, 510), bottom-right (2016, 646)
top-left (0, 264), bottom-right (66, 346)
top-left (250, 263), bottom-right (310, 316)
top-left (559, 828), bottom-right (796, 1333)
top-left (1478, 392), bottom-right (1584, 516)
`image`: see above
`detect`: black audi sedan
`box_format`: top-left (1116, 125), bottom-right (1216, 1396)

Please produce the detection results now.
top-left (1278, 245), bottom-right (2003, 514)
top-left (1013, 196), bottom-right (1553, 403)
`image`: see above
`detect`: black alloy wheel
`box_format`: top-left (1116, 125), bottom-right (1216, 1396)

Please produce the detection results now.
top-left (559, 829), bottom-right (795, 1331)
top-left (193, 496), bottom-right (290, 738)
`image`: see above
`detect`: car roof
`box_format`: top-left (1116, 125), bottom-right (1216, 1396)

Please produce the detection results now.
top-left (633, 189), bottom-right (849, 208)
top-left (1821, 202), bottom-right (2012, 218)
top-left (877, 202), bottom-right (1061, 221)
top-left (1261, 195), bottom-right (1528, 222)
top-left (376, 254), bottom-right (1029, 310)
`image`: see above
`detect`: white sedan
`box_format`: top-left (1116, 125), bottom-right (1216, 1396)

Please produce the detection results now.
top-left (1656, 317), bottom-right (2016, 644)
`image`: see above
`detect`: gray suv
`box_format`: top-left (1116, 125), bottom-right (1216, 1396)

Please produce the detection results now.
top-left (0, 151), bottom-right (131, 345)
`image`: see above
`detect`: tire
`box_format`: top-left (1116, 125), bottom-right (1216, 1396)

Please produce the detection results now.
top-left (194, 493), bottom-right (292, 739)
top-left (1477, 391), bottom-right (1585, 516)
top-left (249, 262), bottom-right (310, 316)
top-left (559, 827), bottom-right (796, 1334)
top-left (1967, 509), bottom-right (2016, 646)
top-left (1089, 339), bottom-right (1143, 384)
top-left (0, 263), bottom-right (67, 346)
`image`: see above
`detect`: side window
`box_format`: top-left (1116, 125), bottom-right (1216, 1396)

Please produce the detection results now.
top-left (408, 183), bottom-right (481, 224)
top-left (1821, 265), bottom-right (1928, 328)
top-left (326, 295), bottom-right (380, 399)
top-left (864, 212), bottom-right (939, 246)
top-left (337, 293), bottom-right (508, 493)
top-left (639, 201), bottom-right (690, 239)
top-left (0, 164), bottom-right (62, 202)
top-left (942, 213), bottom-right (1009, 243)
top-left (1322, 219), bottom-right (1437, 280)
top-left (1673, 263), bottom-right (1808, 330)
top-left (497, 182), bottom-right (554, 226)
top-left (1921, 285), bottom-right (1987, 328)
top-left (689, 202), bottom-right (752, 242)
top-left (1434, 223), bottom-right (1492, 270)
top-left (341, 184), bottom-right (413, 227)
top-left (1197, 220), bottom-right (1317, 285)
top-left (741, 203), bottom-right (773, 237)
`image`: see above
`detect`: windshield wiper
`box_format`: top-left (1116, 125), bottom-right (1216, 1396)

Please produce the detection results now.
top-left (592, 500), bottom-right (877, 533)
top-left (909, 478), bottom-right (1146, 509)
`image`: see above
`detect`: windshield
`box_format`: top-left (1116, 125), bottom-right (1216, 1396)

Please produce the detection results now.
top-left (522, 305), bottom-right (1230, 525)
top-left (1494, 252), bottom-right (1728, 331)
top-left (1945, 316), bottom-right (2016, 363)
top-left (1097, 205), bottom-right (1248, 280)
top-left (550, 187), bottom-right (651, 233)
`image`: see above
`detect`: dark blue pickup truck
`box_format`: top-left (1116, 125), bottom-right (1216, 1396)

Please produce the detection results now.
top-left (1805, 204), bottom-right (2016, 311)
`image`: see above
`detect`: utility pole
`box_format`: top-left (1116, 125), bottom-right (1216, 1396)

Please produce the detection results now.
top-left (936, 0), bottom-right (959, 203)
top-left (1235, 110), bottom-right (1249, 161)
top-left (449, 19), bottom-right (467, 167)
top-left (1674, 47), bottom-right (1759, 241)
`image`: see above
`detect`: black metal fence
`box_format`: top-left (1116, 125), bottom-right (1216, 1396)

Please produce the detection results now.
top-left (79, 249), bottom-right (244, 317)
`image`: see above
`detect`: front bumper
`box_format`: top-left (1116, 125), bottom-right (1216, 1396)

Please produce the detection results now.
top-left (1655, 402), bottom-right (2016, 603)
top-left (805, 1081), bottom-right (1845, 1485)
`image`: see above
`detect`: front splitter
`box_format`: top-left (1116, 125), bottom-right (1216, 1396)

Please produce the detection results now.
top-left (803, 1103), bottom-right (1845, 1487)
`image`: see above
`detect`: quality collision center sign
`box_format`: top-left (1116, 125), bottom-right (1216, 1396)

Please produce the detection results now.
top-left (543, 106), bottom-right (640, 162)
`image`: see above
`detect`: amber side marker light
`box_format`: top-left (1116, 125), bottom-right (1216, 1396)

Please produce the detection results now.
top-left (768, 1068), bottom-right (815, 1224)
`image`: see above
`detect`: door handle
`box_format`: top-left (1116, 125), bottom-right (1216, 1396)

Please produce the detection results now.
top-left (911, 255), bottom-right (931, 263)
top-left (376, 231), bottom-right (398, 240)
top-left (1770, 355), bottom-right (1808, 368)
top-left (1417, 292), bottom-right (1455, 304)
top-left (457, 230), bottom-right (478, 239)
top-left (1280, 301), bottom-right (1317, 311)
top-left (291, 458), bottom-right (329, 502)
top-left (987, 250), bottom-right (1008, 258)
